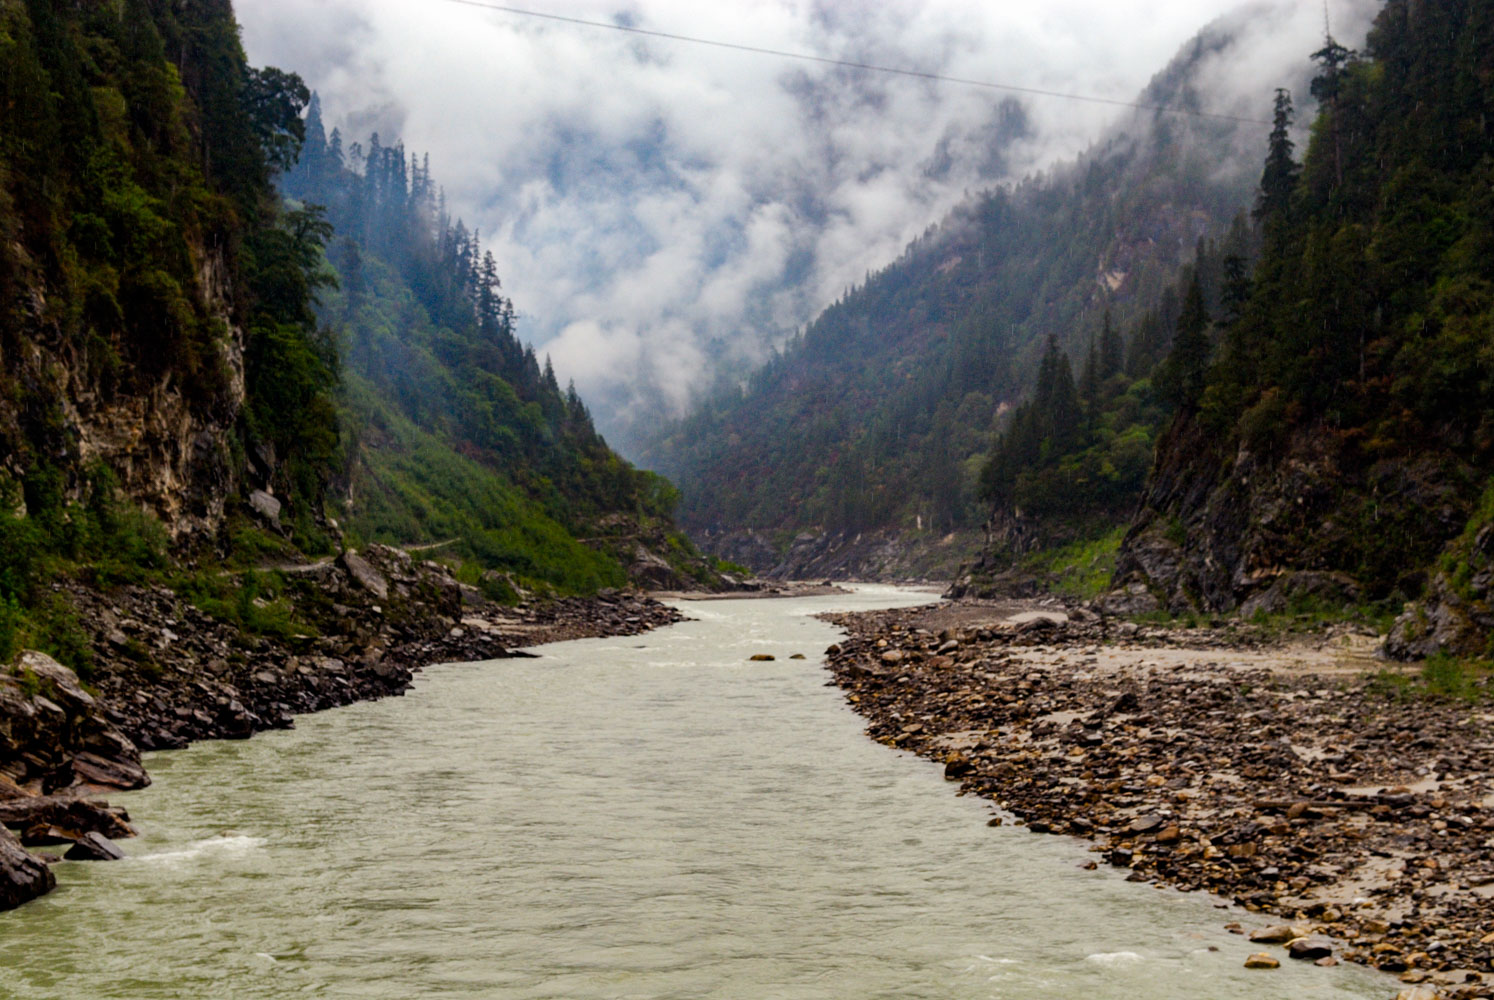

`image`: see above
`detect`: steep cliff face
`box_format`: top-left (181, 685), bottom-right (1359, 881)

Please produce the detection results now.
top-left (3, 247), bottom-right (245, 541)
top-left (1112, 418), bottom-right (1474, 615)
top-left (0, 0), bottom-right (320, 546)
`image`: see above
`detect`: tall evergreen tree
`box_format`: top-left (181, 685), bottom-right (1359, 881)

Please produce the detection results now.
top-left (1157, 275), bottom-right (1210, 410)
top-left (1311, 33), bottom-right (1357, 186)
top-left (1079, 334), bottom-right (1102, 425)
top-left (1099, 310), bottom-right (1124, 380)
top-left (1255, 89), bottom-right (1299, 231)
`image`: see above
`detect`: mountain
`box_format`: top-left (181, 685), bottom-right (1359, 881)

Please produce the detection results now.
top-left (0, 0), bottom-right (723, 680)
top-left (1112, 0), bottom-right (1494, 658)
top-left (638, 3), bottom-right (1347, 581)
top-left (279, 103), bottom-right (728, 594)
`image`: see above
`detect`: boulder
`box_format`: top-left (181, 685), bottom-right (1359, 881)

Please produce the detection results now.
top-left (247, 489), bottom-right (282, 530)
top-left (1286, 935), bottom-right (1334, 961)
top-left (70, 750), bottom-right (149, 790)
top-left (341, 551), bottom-right (390, 600)
top-left (0, 796), bottom-right (135, 840)
top-left (1243, 953), bottom-right (1280, 969)
top-left (14, 650), bottom-right (96, 714)
top-left (1396, 989), bottom-right (1439, 1000)
top-left (63, 831), bottom-right (125, 861)
top-left (0, 825), bottom-right (54, 909)
top-left (1127, 814), bottom-right (1165, 834)
top-left (1248, 924), bottom-right (1295, 944)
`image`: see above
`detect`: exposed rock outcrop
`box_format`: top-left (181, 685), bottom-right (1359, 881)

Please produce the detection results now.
top-left (581, 513), bottom-right (740, 592)
top-left (0, 242), bottom-right (247, 542)
top-left (1384, 510), bottom-right (1494, 660)
top-left (945, 507), bottom-right (1104, 599)
top-left (0, 651), bottom-right (148, 906)
top-left (0, 651), bottom-right (148, 795)
top-left (1112, 418), bottom-right (1474, 625)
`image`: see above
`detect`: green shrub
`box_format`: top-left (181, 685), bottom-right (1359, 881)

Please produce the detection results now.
top-left (0, 596), bottom-right (18, 664)
top-left (1020, 526), bottom-right (1125, 600)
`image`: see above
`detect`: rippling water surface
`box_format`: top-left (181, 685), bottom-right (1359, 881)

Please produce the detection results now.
top-left (0, 586), bottom-right (1387, 999)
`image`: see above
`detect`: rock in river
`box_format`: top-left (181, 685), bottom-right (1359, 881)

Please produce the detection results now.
top-left (1286, 936), bottom-right (1334, 962)
top-left (0, 826), bottom-right (55, 909)
top-left (63, 831), bottom-right (126, 861)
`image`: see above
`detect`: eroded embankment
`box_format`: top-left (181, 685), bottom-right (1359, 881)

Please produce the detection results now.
top-left (822, 600), bottom-right (1494, 1000)
top-left (0, 544), bottom-right (684, 906)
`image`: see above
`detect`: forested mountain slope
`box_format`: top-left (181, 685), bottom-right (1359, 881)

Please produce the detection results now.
top-left (0, 0), bottom-right (722, 682)
top-left (280, 104), bottom-right (725, 593)
top-left (0, 0), bottom-right (341, 658)
top-left (1113, 0), bottom-right (1494, 659)
top-left (639, 5), bottom-right (1331, 578)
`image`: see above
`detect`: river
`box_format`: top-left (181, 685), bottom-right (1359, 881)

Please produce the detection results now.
top-left (0, 586), bottom-right (1388, 998)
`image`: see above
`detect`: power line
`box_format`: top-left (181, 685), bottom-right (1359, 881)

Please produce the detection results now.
top-left (434, 0), bottom-right (1272, 127)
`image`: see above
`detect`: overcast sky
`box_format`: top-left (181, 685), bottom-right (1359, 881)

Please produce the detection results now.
top-left (236, 0), bottom-right (1376, 452)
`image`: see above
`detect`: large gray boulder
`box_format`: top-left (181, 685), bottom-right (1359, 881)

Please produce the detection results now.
top-left (340, 550), bottom-right (390, 600)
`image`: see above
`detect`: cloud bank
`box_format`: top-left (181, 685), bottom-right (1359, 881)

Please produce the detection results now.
top-left (236, 0), bottom-right (1376, 453)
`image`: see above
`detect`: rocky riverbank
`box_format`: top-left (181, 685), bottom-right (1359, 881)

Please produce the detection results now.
top-left (0, 544), bottom-right (685, 908)
top-left (822, 599), bottom-right (1494, 1000)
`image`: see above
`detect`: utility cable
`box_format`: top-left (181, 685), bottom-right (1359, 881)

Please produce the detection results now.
top-left (434, 0), bottom-right (1272, 126)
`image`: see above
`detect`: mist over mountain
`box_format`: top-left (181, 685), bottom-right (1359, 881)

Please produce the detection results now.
top-left (635, 0), bottom-right (1378, 578)
top-left (232, 0), bottom-right (1367, 454)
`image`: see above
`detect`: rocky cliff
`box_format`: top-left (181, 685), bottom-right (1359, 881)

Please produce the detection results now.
top-left (1111, 419), bottom-right (1474, 620)
top-left (2, 249), bottom-right (246, 541)
top-left (1104, 0), bottom-right (1494, 656)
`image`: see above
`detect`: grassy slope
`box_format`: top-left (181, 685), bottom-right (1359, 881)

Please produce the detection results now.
top-left (341, 374), bottom-right (626, 594)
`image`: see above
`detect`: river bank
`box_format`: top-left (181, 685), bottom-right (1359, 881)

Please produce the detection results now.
top-left (822, 599), bottom-right (1494, 1000)
top-left (0, 544), bottom-right (684, 907)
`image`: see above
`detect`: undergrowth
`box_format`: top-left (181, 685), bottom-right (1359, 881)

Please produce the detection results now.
top-left (1020, 526), bottom-right (1125, 601)
top-left (1368, 652), bottom-right (1493, 704)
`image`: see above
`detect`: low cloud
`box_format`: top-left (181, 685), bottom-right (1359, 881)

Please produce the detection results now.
top-left (237, 0), bottom-right (1377, 453)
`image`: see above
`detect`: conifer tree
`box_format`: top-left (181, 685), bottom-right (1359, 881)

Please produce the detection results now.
top-left (1099, 310), bottom-right (1124, 380)
top-left (1079, 334), bottom-right (1101, 425)
top-left (1157, 275), bottom-right (1210, 409)
top-left (1255, 89), bottom-right (1299, 231)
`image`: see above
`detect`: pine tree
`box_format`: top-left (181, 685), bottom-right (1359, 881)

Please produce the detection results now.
top-left (1099, 310), bottom-right (1124, 380)
top-left (1311, 34), bottom-right (1356, 186)
top-left (1220, 254), bottom-right (1250, 323)
top-left (1157, 275), bottom-right (1211, 409)
top-left (1255, 89), bottom-right (1299, 231)
top-left (1079, 334), bottom-right (1101, 425)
